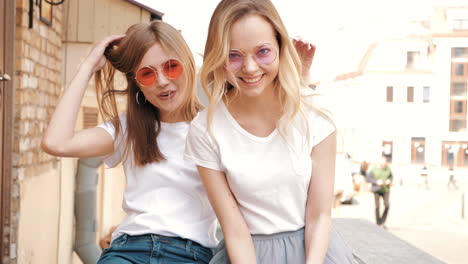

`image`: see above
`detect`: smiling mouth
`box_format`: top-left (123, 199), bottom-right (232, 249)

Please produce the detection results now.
top-left (240, 75), bottom-right (263, 84)
top-left (159, 91), bottom-right (176, 99)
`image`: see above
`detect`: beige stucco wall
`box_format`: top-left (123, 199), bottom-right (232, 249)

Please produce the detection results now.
top-left (17, 170), bottom-right (60, 263)
top-left (58, 157), bottom-right (78, 264)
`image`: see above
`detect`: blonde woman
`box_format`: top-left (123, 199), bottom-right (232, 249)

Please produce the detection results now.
top-left (42, 21), bottom-right (216, 263)
top-left (185, 0), bottom-right (354, 263)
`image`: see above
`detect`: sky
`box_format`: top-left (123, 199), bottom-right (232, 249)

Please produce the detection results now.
top-left (135, 0), bottom-right (467, 81)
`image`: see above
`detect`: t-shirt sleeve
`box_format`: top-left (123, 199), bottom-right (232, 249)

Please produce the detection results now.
top-left (184, 121), bottom-right (224, 172)
top-left (96, 119), bottom-right (125, 168)
top-left (309, 110), bottom-right (336, 149)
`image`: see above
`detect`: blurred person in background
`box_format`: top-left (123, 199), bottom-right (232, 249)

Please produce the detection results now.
top-left (447, 166), bottom-right (458, 190)
top-left (366, 156), bottom-right (393, 228)
top-left (419, 164), bottom-right (429, 189)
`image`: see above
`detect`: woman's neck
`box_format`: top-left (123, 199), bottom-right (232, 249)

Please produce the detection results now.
top-left (229, 85), bottom-right (276, 109)
top-left (160, 111), bottom-right (185, 123)
top-left (225, 85), bottom-right (281, 119)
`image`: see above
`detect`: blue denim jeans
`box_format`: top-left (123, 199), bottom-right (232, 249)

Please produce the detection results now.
top-left (97, 234), bottom-right (213, 264)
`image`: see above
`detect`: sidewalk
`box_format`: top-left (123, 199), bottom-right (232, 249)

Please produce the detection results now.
top-left (333, 175), bottom-right (468, 264)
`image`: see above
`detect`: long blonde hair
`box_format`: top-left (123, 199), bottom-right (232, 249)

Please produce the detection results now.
top-left (95, 20), bottom-right (202, 166)
top-left (201, 0), bottom-right (327, 137)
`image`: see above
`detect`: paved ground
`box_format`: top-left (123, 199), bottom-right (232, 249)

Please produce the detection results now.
top-left (333, 172), bottom-right (468, 264)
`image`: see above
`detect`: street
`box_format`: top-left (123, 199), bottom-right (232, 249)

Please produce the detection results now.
top-left (333, 173), bottom-right (468, 264)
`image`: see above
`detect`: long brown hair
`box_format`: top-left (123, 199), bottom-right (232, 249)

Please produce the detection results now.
top-left (95, 21), bottom-right (202, 166)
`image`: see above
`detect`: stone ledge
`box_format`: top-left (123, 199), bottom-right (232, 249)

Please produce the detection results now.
top-left (333, 218), bottom-right (445, 264)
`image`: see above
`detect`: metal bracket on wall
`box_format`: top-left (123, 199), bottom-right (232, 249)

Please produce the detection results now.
top-left (0, 74), bottom-right (11, 81)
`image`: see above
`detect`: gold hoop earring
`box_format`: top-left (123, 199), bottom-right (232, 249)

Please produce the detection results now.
top-left (136, 90), bottom-right (146, 105)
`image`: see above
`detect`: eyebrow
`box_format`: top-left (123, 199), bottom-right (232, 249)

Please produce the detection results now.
top-left (229, 43), bottom-right (275, 51)
top-left (138, 57), bottom-right (177, 69)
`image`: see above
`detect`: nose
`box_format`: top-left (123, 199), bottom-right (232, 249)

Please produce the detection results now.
top-left (156, 70), bottom-right (170, 88)
top-left (242, 55), bottom-right (259, 74)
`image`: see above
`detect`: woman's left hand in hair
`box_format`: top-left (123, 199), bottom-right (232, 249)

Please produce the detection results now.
top-left (293, 37), bottom-right (316, 82)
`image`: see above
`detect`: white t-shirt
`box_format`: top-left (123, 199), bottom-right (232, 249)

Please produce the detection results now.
top-left (97, 115), bottom-right (218, 248)
top-left (184, 101), bottom-right (335, 235)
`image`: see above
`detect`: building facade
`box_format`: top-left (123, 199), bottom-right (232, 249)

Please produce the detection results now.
top-left (326, 6), bottom-right (468, 177)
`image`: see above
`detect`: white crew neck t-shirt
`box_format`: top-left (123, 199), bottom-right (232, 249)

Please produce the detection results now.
top-left (97, 115), bottom-right (218, 248)
top-left (185, 101), bottom-right (335, 235)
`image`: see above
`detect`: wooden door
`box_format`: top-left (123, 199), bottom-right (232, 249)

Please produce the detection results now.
top-left (1, 0), bottom-right (15, 260)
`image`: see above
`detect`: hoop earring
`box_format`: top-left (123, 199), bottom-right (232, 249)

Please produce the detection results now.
top-left (223, 80), bottom-right (228, 94)
top-left (136, 90), bottom-right (146, 105)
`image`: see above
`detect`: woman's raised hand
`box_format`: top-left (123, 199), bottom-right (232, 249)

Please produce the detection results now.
top-left (292, 37), bottom-right (316, 81)
top-left (82, 34), bottom-right (126, 73)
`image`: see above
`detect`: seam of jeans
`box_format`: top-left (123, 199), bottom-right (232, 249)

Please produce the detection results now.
top-left (150, 233), bottom-right (155, 260)
top-left (112, 234), bottom-right (126, 247)
top-left (195, 247), bottom-right (213, 262)
top-left (125, 237), bottom-right (153, 243)
top-left (122, 234), bottom-right (128, 246)
top-left (185, 239), bottom-right (192, 253)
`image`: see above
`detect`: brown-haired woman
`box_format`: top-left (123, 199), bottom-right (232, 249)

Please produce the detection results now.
top-left (41, 20), bottom-right (216, 264)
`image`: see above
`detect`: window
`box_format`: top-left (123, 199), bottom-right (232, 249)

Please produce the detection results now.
top-left (442, 142), bottom-right (468, 168)
top-left (463, 145), bottom-right (468, 167)
top-left (411, 137), bottom-right (425, 164)
top-left (407, 86), bottom-right (414, 102)
top-left (443, 143), bottom-right (456, 168)
top-left (464, 144), bottom-right (468, 167)
top-left (455, 101), bottom-right (464, 113)
top-left (453, 47), bottom-right (467, 58)
top-left (83, 107), bottom-right (99, 129)
top-left (450, 119), bottom-right (466, 132)
top-left (382, 141), bottom-right (393, 163)
top-left (406, 51), bottom-right (420, 68)
top-left (451, 100), bottom-right (467, 115)
top-left (423, 86), bottom-right (430, 103)
top-left (386, 86), bottom-right (393, 102)
top-left (454, 64), bottom-right (465, 76)
top-left (449, 100), bottom-right (467, 132)
top-left (453, 19), bottom-right (468, 31)
top-left (452, 82), bottom-right (467, 96)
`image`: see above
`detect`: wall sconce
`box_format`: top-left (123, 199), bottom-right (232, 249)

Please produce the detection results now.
top-left (28, 0), bottom-right (65, 28)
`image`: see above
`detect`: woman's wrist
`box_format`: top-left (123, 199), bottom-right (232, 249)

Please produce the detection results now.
top-left (77, 62), bottom-right (97, 80)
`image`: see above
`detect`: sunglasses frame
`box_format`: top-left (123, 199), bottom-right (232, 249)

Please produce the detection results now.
top-left (134, 58), bottom-right (184, 87)
top-left (225, 44), bottom-right (278, 71)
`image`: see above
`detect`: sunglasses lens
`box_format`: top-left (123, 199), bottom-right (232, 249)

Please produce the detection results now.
top-left (255, 47), bottom-right (276, 65)
top-left (136, 67), bottom-right (156, 86)
top-left (227, 50), bottom-right (244, 70)
top-left (163, 59), bottom-right (183, 79)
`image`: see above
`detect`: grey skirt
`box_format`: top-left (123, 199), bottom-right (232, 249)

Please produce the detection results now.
top-left (209, 227), bottom-right (355, 264)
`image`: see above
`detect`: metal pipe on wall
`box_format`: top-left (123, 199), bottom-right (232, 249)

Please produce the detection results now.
top-left (74, 157), bottom-right (102, 264)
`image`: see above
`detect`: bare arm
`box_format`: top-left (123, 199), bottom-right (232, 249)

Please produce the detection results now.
top-left (197, 166), bottom-right (257, 264)
top-left (41, 35), bottom-right (124, 158)
top-left (305, 131), bottom-right (336, 264)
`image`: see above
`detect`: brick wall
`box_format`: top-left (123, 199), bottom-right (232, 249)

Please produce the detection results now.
top-left (11, 0), bottom-right (63, 262)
